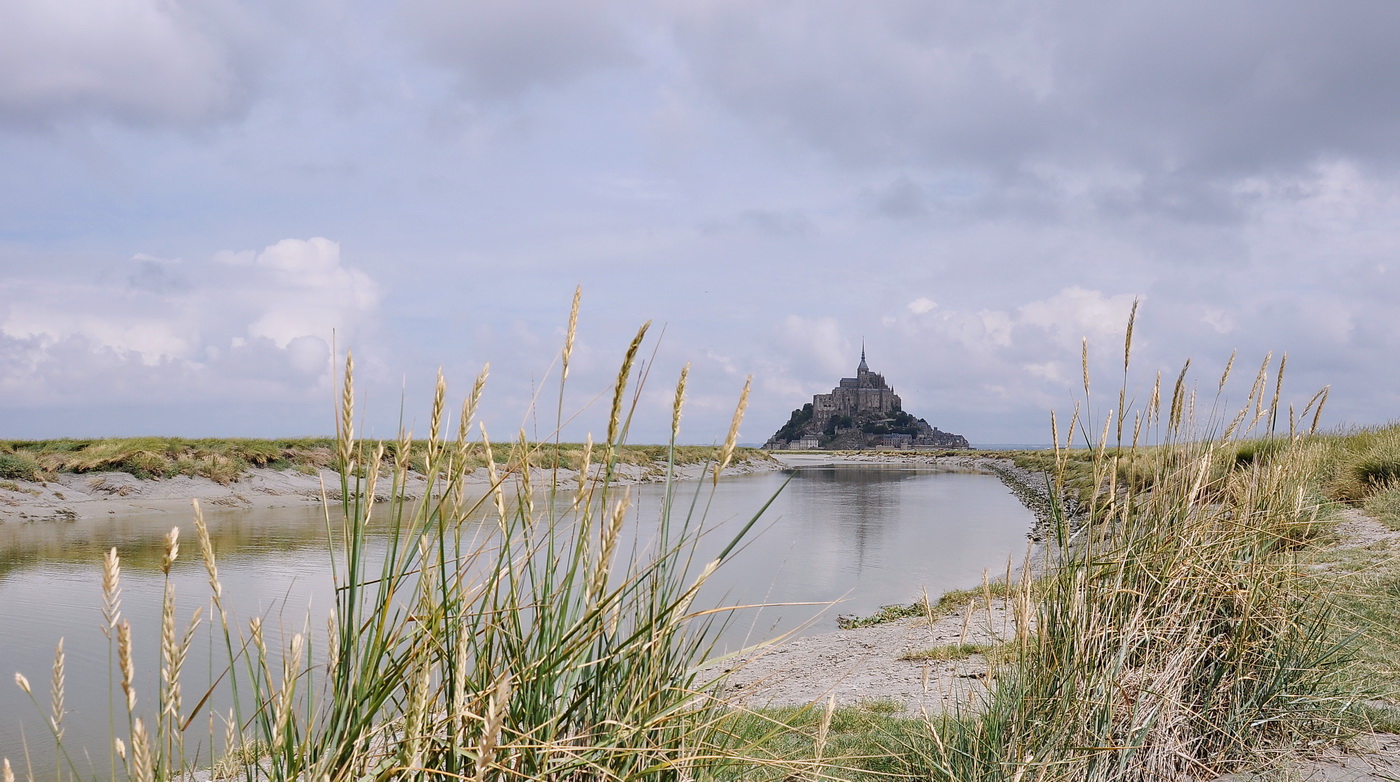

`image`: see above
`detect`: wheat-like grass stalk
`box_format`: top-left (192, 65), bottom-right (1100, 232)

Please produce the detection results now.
top-left (131, 718), bottom-right (152, 782)
top-left (101, 544), bottom-right (122, 782)
top-left (1219, 349), bottom-right (1236, 392)
top-left (1305, 385), bottom-right (1331, 435)
top-left (3, 757), bottom-right (13, 782)
top-left (394, 425), bottom-right (412, 488)
top-left (429, 368), bottom-right (447, 458)
top-left (191, 502), bottom-right (222, 606)
top-left (101, 547), bottom-right (121, 637)
top-left (1269, 353), bottom-right (1288, 435)
top-left (1118, 299), bottom-right (1139, 444)
top-left (672, 362), bottom-right (690, 442)
top-left (606, 322), bottom-right (651, 452)
top-left (481, 423), bottom-right (507, 527)
top-left (562, 284), bottom-right (581, 382)
top-left (160, 527), bottom-right (178, 576)
top-left (474, 673), bottom-right (511, 782)
top-left (460, 363), bottom-right (489, 448)
top-left (118, 620), bottom-right (135, 714)
top-left (337, 351), bottom-right (355, 473)
top-left (1081, 337), bottom-right (1091, 399)
top-left (516, 429), bottom-right (534, 521)
top-left (573, 433), bottom-right (593, 511)
top-left (590, 489), bottom-right (630, 604)
top-left (714, 376), bottom-right (751, 485)
top-left (50, 638), bottom-right (64, 746)
top-left (1169, 359), bottom-right (1191, 436)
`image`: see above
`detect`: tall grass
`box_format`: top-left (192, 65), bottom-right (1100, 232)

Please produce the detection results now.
top-left (8, 296), bottom-right (781, 780)
top-left (908, 303), bottom-right (1353, 781)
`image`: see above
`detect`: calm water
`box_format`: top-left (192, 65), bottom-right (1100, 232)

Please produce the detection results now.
top-left (0, 464), bottom-right (1034, 767)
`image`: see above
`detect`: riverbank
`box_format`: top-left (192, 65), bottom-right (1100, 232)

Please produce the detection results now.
top-left (1, 447), bottom-right (1058, 525)
top-left (0, 452), bottom-right (781, 522)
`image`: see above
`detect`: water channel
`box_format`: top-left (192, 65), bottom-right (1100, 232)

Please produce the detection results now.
top-left (0, 462), bottom-right (1036, 769)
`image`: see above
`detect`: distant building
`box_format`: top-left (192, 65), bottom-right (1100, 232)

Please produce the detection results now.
top-left (764, 348), bottom-right (971, 451)
top-left (811, 349), bottom-right (901, 427)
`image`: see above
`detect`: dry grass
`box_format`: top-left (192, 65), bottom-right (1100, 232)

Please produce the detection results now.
top-left (0, 437), bottom-right (770, 485)
top-left (6, 294), bottom-right (790, 781)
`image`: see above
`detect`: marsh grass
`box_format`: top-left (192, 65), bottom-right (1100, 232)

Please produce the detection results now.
top-left (897, 643), bottom-right (1011, 663)
top-left (7, 295), bottom-right (789, 781)
top-left (0, 437), bottom-right (768, 486)
top-left (906, 303), bottom-right (1355, 781)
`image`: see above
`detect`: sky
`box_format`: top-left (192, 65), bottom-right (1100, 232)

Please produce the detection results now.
top-left (3, 0), bottom-right (1399, 447)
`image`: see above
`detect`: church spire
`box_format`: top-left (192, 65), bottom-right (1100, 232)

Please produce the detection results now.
top-left (858, 342), bottom-right (868, 373)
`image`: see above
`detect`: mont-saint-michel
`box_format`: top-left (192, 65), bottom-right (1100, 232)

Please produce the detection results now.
top-left (764, 349), bottom-right (970, 450)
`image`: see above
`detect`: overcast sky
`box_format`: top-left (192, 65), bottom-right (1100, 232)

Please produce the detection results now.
top-left (2, 1), bottom-right (1398, 447)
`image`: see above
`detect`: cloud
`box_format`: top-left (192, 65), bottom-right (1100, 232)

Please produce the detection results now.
top-left (218, 237), bottom-right (379, 348)
top-left (700, 208), bottom-right (816, 237)
top-left (399, 0), bottom-right (636, 100)
top-left (0, 238), bottom-right (379, 406)
top-left (669, 0), bottom-right (1400, 214)
top-left (870, 176), bottom-right (930, 219)
top-left (0, 0), bottom-right (262, 127)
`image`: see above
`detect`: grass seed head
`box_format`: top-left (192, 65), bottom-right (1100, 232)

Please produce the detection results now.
top-left (161, 526), bottom-right (179, 575)
top-left (50, 638), bottom-right (64, 741)
top-left (118, 620), bottom-right (135, 712)
top-left (338, 351), bottom-right (355, 472)
top-left (562, 285), bottom-right (581, 381)
top-left (714, 376), bottom-right (750, 485)
top-left (672, 363), bottom-right (690, 443)
top-left (102, 546), bottom-right (121, 637)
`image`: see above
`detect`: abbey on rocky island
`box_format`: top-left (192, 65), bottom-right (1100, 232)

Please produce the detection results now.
top-left (765, 349), bottom-right (970, 451)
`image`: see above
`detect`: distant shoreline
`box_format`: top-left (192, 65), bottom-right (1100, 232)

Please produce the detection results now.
top-left (0, 453), bottom-right (782, 522)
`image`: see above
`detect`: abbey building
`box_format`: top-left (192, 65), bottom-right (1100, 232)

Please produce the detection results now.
top-left (765, 349), bottom-right (970, 451)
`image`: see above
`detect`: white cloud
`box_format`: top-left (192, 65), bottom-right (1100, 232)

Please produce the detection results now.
top-left (1017, 287), bottom-right (1140, 347)
top-left (907, 297), bottom-right (936, 314)
top-left (0, 0), bottom-right (261, 127)
top-left (0, 238), bottom-right (379, 406)
top-left (776, 315), bottom-right (851, 379)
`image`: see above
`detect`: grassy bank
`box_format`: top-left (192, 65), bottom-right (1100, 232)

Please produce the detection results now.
top-left (735, 318), bottom-right (1400, 780)
top-left (8, 296), bottom-right (1400, 781)
top-left (7, 296), bottom-right (800, 780)
top-left (0, 437), bottom-right (770, 484)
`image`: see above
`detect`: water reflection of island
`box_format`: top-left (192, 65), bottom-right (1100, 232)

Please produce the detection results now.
top-left (787, 466), bottom-right (928, 577)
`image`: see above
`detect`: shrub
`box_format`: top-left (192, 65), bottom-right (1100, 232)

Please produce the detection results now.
top-left (0, 451), bottom-right (43, 481)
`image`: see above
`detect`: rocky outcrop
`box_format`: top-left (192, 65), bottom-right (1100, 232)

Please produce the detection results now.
top-left (765, 350), bottom-right (970, 451)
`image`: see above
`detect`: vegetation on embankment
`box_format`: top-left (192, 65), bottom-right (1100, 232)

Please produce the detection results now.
top-left (756, 315), bottom-right (1400, 779)
top-left (9, 291), bottom-right (1400, 781)
top-left (0, 436), bottom-right (770, 484)
top-left (997, 423), bottom-right (1400, 538)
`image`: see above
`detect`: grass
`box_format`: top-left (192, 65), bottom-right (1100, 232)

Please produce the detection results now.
top-left (9, 294), bottom-right (1400, 781)
top-left (6, 292), bottom-right (795, 781)
top-left (894, 305), bottom-right (1367, 781)
top-left (0, 437), bottom-right (770, 485)
top-left (715, 701), bottom-right (927, 781)
top-left (898, 642), bottom-right (1009, 663)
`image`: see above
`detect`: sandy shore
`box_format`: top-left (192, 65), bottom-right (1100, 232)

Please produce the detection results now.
top-left (0, 454), bottom-right (783, 522)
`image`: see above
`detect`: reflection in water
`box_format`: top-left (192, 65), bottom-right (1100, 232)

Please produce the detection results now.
top-left (787, 466), bottom-right (926, 577)
top-left (0, 467), bottom-right (1034, 769)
